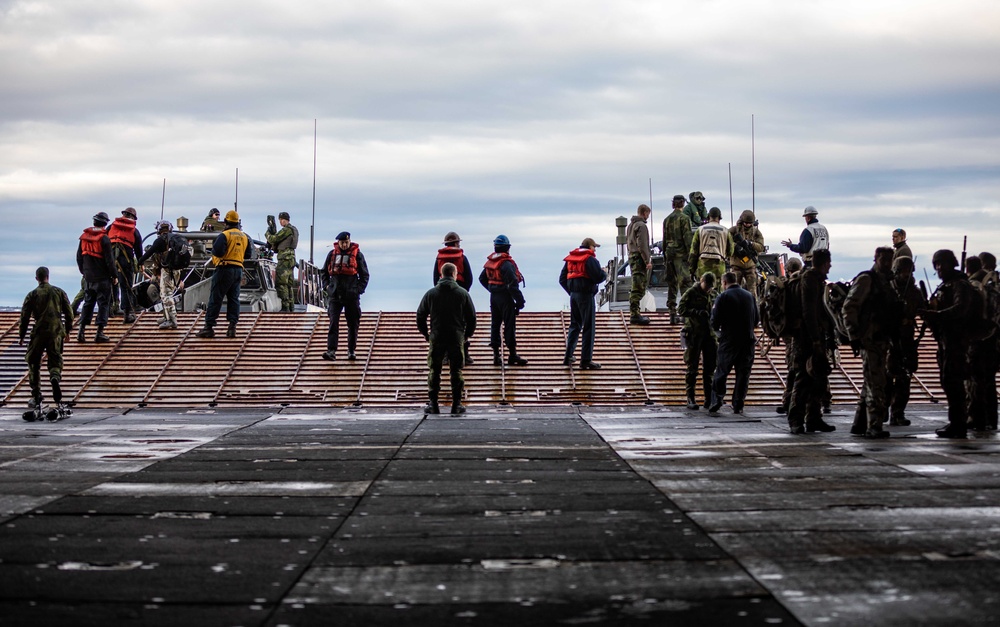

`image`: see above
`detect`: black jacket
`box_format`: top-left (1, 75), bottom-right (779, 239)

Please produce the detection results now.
top-left (711, 284), bottom-right (759, 347)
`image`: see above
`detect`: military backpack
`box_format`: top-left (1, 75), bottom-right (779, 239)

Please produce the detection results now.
top-left (760, 274), bottom-right (802, 339)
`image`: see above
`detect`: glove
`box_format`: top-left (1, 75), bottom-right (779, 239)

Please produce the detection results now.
top-left (266, 215), bottom-right (277, 236)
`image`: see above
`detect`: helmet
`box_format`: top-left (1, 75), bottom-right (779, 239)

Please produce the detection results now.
top-left (493, 234), bottom-right (510, 247)
top-left (931, 249), bottom-right (959, 269)
top-left (122, 207), bottom-right (137, 219)
top-left (802, 206), bottom-right (818, 217)
top-left (93, 211), bottom-right (110, 225)
top-left (156, 220), bottom-right (173, 233)
top-left (224, 210), bottom-right (240, 224)
top-left (738, 209), bottom-right (756, 223)
top-left (443, 231), bottom-right (461, 245)
top-left (278, 211), bottom-right (290, 221)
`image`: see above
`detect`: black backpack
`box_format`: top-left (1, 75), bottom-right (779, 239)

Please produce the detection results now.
top-left (163, 233), bottom-right (192, 270)
top-left (760, 274), bottom-right (802, 339)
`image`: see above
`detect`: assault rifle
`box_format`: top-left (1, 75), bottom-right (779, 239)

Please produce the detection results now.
top-left (732, 231), bottom-right (758, 264)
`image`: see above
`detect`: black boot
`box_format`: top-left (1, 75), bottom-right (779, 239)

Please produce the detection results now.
top-left (424, 395), bottom-right (440, 414)
top-left (686, 395), bottom-right (698, 410)
top-left (77, 325), bottom-right (86, 343)
top-left (226, 324), bottom-right (237, 338)
top-left (196, 326), bottom-right (215, 338)
top-left (94, 325), bottom-right (110, 343)
top-left (508, 353), bottom-right (528, 366)
top-left (493, 349), bottom-right (502, 366)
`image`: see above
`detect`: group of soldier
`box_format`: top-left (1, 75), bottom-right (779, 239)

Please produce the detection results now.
top-left (15, 200), bottom-right (1000, 437)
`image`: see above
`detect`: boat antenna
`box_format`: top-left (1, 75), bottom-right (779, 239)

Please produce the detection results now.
top-left (728, 163), bottom-right (734, 225)
top-left (751, 114), bottom-right (755, 218)
top-left (234, 167), bottom-right (239, 211)
top-left (311, 119), bottom-right (317, 264)
top-left (160, 178), bottom-right (166, 220)
top-left (648, 178), bottom-right (654, 247)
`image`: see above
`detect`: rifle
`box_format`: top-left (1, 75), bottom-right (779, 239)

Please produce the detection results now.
top-left (960, 235), bottom-right (967, 272)
top-left (732, 231), bottom-right (759, 264)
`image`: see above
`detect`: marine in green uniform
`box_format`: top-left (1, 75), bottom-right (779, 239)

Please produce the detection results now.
top-left (677, 273), bottom-right (717, 410)
top-left (18, 267), bottom-right (74, 408)
top-left (266, 211), bottom-right (299, 312)
top-left (662, 194), bottom-right (693, 321)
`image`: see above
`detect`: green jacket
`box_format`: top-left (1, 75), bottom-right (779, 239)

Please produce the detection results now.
top-left (677, 284), bottom-right (717, 339)
top-left (267, 224), bottom-right (299, 258)
top-left (662, 210), bottom-right (693, 254)
top-left (682, 202), bottom-right (708, 231)
top-left (416, 277), bottom-right (477, 346)
top-left (20, 282), bottom-right (74, 341)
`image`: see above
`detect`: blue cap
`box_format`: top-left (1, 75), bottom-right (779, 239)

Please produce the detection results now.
top-left (336, 231), bottom-right (351, 241)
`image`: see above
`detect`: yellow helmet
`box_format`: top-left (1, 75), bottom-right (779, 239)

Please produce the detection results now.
top-left (225, 210), bottom-right (240, 224)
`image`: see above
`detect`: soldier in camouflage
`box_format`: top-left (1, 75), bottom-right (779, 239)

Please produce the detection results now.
top-left (18, 267), bottom-right (74, 409)
top-left (729, 210), bottom-right (765, 297)
top-left (677, 272), bottom-right (717, 410)
top-left (689, 207), bottom-right (734, 287)
top-left (662, 194), bottom-right (693, 322)
top-left (266, 211), bottom-right (299, 312)
top-left (843, 247), bottom-right (901, 438)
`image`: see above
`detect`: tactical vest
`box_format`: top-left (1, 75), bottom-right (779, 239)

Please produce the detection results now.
top-left (484, 252), bottom-right (524, 286)
top-left (276, 225), bottom-right (299, 252)
top-left (79, 227), bottom-right (105, 258)
top-left (804, 222), bottom-right (830, 261)
top-left (328, 243), bottom-right (360, 276)
top-left (564, 248), bottom-right (595, 279)
top-left (213, 228), bottom-right (249, 268)
top-left (697, 223), bottom-right (728, 261)
top-left (108, 217), bottom-right (136, 248)
top-left (436, 247), bottom-right (465, 284)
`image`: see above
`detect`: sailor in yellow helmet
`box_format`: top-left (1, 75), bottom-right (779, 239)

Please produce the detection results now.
top-left (196, 210), bottom-right (250, 338)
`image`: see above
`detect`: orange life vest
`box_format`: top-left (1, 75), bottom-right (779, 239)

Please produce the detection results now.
top-left (79, 227), bottom-right (105, 258)
top-left (483, 252), bottom-right (523, 286)
top-left (328, 243), bottom-right (360, 276)
top-left (564, 248), bottom-right (595, 280)
top-left (108, 217), bottom-right (137, 248)
top-left (436, 247), bottom-right (465, 283)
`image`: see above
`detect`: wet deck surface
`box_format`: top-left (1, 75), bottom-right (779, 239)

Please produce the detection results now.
top-left (0, 404), bottom-right (997, 626)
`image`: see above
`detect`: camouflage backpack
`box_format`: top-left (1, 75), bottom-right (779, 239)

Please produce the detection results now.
top-left (760, 274), bottom-right (802, 339)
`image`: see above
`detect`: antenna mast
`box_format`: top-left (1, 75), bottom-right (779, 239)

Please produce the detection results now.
top-left (311, 119), bottom-right (317, 264)
top-left (160, 178), bottom-right (166, 220)
top-left (751, 114), bottom-right (756, 218)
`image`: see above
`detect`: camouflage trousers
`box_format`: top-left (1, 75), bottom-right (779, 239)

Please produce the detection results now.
top-left (856, 340), bottom-right (890, 431)
top-left (684, 331), bottom-right (717, 404)
top-left (731, 264), bottom-right (758, 297)
top-left (276, 254), bottom-right (296, 311)
top-left (427, 338), bottom-right (465, 406)
top-left (628, 254), bottom-right (648, 316)
top-left (26, 332), bottom-right (64, 403)
top-left (159, 269), bottom-right (180, 323)
top-left (695, 259), bottom-right (727, 288)
top-left (664, 251), bottom-right (692, 312)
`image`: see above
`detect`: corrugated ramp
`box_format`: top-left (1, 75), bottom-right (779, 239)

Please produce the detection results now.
top-left (0, 311), bottom-right (946, 409)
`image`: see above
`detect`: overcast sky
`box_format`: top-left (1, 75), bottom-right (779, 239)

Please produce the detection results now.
top-left (2, 0), bottom-right (999, 312)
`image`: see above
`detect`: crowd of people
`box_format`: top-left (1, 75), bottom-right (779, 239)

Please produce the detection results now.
top-left (15, 201), bottom-right (1000, 439)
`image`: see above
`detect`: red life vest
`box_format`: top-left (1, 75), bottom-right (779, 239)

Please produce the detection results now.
top-left (79, 227), bottom-right (105, 258)
top-left (108, 217), bottom-right (137, 248)
top-left (328, 243), bottom-right (360, 276)
top-left (564, 248), bottom-right (595, 280)
top-left (436, 247), bottom-right (465, 283)
top-left (483, 252), bottom-right (524, 286)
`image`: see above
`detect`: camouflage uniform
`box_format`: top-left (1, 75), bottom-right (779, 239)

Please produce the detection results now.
top-left (662, 209), bottom-right (693, 313)
top-left (729, 210), bottom-right (765, 296)
top-left (843, 263), bottom-right (901, 435)
top-left (267, 222), bottom-right (299, 312)
top-left (19, 281), bottom-right (74, 404)
top-left (787, 263), bottom-right (835, 432)
top-left (677, 282), bottom-right (717, 407)
top-left (626, 212), bottom-right (651, 318)
top-left (690, 221), bottom-right (734, 287)
top-left (887, 272), bottom-right (926, 424)
top-left (924, 264), bottom-right (974, 436)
